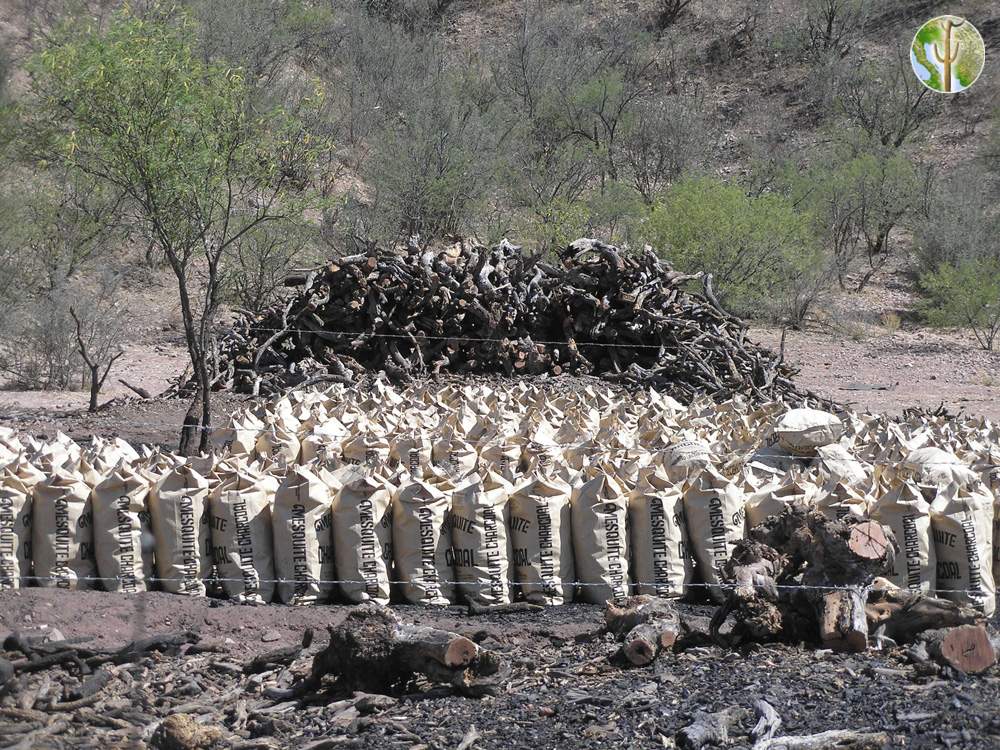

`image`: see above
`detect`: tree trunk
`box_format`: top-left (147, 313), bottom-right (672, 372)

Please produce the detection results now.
top-left (196, 260), bottom-right (223, 455)
top-left (198, 364), bottom-right (212, 455)
top-left (169, 262), bottom-right (209, 457)
top-left (178, 393), bottom-right (202, 457)
top-left (88, 364), bottom-right (100, 413)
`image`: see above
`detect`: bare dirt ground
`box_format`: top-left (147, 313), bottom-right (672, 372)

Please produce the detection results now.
top-left (752, 326), bottom-right (1000, 421)
top-left (2, 588), bottom-right (999, 749)
top-left (2, 321), bottom-right (998, 454)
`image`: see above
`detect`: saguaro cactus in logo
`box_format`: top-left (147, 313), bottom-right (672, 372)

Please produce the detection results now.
top-left (911, 16), bottom-right (985, 93)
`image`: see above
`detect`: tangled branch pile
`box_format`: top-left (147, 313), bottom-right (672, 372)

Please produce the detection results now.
top-left (211, 238), bottom-right (805, 402)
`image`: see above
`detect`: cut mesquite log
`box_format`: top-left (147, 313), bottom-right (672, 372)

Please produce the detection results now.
top-left (605, 595), bottom-right (681, 666)
top-left (621, 621), bottom-right (679, 666)
top-left (714, 506), bottom-right (895, 652)
top-left (915, 625), bottom-right (997, 674)
top-left (305, 604), bottom-right (505, 697)
top-left (865, 587), bottom-right (984, 643)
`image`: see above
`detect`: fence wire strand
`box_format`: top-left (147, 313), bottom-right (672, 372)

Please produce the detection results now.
top-left (4, 574), bottom-right (995, 597)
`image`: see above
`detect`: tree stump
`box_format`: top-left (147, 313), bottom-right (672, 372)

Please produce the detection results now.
top-left (716, 507), bottom-right (894, 651)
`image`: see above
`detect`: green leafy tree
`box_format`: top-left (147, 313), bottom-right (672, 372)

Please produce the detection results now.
top-left (522, 181), bottom-right (647, 251)
top-left (190, 0), bottom-right (333, 91)
top-left (343, 53), bottom-right (501, 242)
top-left (14, 171), bottom-right (124, 291)
top-left (489, 6), bottom-right (654, 236)
top-left (621, 93), bottom-right (709, 203)
top-left (0, 171), bottom-right (124, 390)
top-left (642, 176), bottom-right (828, 323)
top-left (22, 7), bottom-right (326, 453)
top-left (915, 162), bottom-right (1000, 350)
top-left (920, 261), bottom-right (1000, 351)
top-left (364, 0), bottom-right (454, 32)
top-left (913, 162), bottom-right (999, 273)
top-left (226, 222), bottom-right (316, 315)
top-left (69, 273), bottom-right (129, 412)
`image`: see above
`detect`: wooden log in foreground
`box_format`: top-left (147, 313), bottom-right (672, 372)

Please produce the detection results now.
top-left (394, 624), bottom-right (479, 670)
top-left (678, 700), bottom-right (890, 750)
top-left (752, 729), bottom-right (890, 750)
top-left (719, 508), bottom-right (894, 652)
top-left (608, 511), bottom-right (990, 667)
top-left (813, 522), bottom-right (890, 650)
top-left (621, 620), bottom-right (679, 666)
top-left (676, 706), bottom-right (748, 750)
top-left (916, 625), bottom-right (997, 674)
top-left (306, 603), bottom-right (504, 696)
top-left (817, 587), bottom-right (870, 653)
top-left (847, 521), bottom-right (891, 561)
top-left (605, 595), bottom-right (681, 666)
top-left (792, 518), bottom-right (891, 653)
top-left (865, 587), bottom-right (983, 643)
top-left (605, 595), bottom-right (679, 638)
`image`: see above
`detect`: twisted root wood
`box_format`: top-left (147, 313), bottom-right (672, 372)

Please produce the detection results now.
top-left (717, 508), bottom-right (895, 651)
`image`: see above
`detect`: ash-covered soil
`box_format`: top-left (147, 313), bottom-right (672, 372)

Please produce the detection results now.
top-left (2, 588), bottom-right (998, 749)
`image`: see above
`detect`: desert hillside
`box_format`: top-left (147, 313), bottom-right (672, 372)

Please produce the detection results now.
top-left (0, 0), bottom-right (998, 422)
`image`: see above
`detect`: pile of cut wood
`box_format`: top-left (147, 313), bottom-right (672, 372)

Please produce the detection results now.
top-left (207, 237), bottom-right (807, 403)
top-left (605, 505), bottom-right (999, 676)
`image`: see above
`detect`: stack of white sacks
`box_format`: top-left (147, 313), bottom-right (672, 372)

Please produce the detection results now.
top-left (0, 380), bottom-right (997, 616)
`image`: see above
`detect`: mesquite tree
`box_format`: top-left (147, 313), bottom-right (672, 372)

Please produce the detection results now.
top-left (23, 8), bottom-right (325, 453)
top-left (69, 303), bottom-right (126, 413)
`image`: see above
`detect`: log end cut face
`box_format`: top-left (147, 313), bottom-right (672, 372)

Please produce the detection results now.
top-left (938, 625), bottom-right (997, 675)
top-left (444, 636), bottom-right (479, 669)
top-left (847, 522), bottom-right (890, 562)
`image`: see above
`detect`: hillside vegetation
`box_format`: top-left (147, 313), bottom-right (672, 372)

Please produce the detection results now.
top-left (0, 0), bottom-right (998, 413)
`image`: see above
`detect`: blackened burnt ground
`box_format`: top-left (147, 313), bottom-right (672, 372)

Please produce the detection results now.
top-left (1, 588), bottom-right (998, 748)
